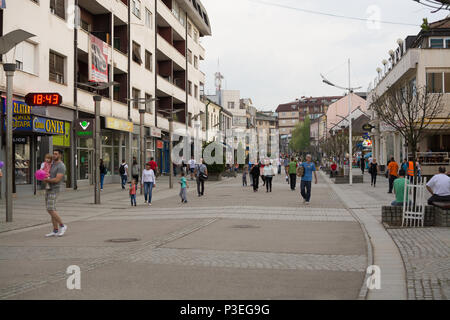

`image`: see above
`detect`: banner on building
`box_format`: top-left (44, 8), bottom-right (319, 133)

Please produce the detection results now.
top-left (33, 117), bottom-right (65, 135)
top-left (88, 34), bottom-right (109, 83)
top-left (150, 127), bottom-right (162, 138)
top-left (105, 117), bottom-right (133, 133)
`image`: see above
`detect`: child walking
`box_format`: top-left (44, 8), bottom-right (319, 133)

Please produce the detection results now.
top-left (129, 179), bottom-right (137, 206)
top-left (242, 164), bottom-right (248, 186)
top-left (40, 154), bottom-right (52, 190)
top-left (179, 172), bottom-right (188, 203)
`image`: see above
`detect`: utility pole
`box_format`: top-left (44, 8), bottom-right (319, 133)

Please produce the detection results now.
top-left (3, 63), bottom-right (15, 222)
top-left (348, 59), bottom-right (353, 186)
top-left (94, 96), bottom-right (101, 204)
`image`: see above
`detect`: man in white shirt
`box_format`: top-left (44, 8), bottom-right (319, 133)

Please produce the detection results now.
top-left (426, 166), bottom-right (450, 205)
top-left (188, 156), bottom-right (196, 180)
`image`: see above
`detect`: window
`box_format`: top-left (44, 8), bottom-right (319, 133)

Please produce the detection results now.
top-left (292, 112), bottom-right (296, 116)
top-left (81, 20), bottom-right (91, 32)
top-left (447, 39), bottom-right (450, 49)
top-left (194, 85), bottom-right (198, 98)
top-left (145, 8), bottom-right (153, 29)
top-left (132, 88), bottom-right (140, 109)
top-left (145, 93), bottom-right (153, 113)
top-left (187, 22), bottom-right (192, 37)
top-left (188, 81), bottom-right (192, 95)
top-left (430, 38), bottom-right (444, 48)
top-left (228, 101), bottom-right (235, 109)
top-left (145, 50), bottom-right (153, 71)
top-left (50, 0), bottom-right (65, 20)
top-left (194, 56), bottom-right (198, 69)
top-left (193, 29), bottom-right (199, 43)
top-left (15, 41), bottom-right (37, 74)
top-left (132, 0), bottom-right (141, 18)
top-left (426, 72), bottom-right (443, 93)
top-left (49, 51), bottom-right (65, 84)
top-left (187, 49), bottom-right (192, 64)
top-left (445, 73), bottom-right (450, 93)
top-left (132, 41), bottom-right (142, 64)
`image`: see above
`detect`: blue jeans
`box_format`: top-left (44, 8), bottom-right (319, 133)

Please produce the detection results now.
top-left (121, 175), bottom-right (127, 189)
top-left (130, 194), bottom-right (136, 206)
top-left (100, 174), bottom-right (105, 189)
top-left (391, 201), bottom-right (404, 206)
top-left (300, 180), bottom-right (312, 202)
top-left (144, 182), bottom-right (154, 203)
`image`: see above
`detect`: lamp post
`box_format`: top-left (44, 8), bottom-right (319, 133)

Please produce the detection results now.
top-left (77, 81), bottom-right (117, 204)
top-left (127, 97), bottom-right (157, 194)
top-left (320, 59), bottom-right (361, 185)
top-left (0, 29), bottom-right (35, 222)
top-left (159, 109), bottom-right (185, 189)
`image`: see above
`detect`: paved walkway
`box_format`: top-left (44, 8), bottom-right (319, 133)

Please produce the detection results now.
top-left (0, 173), bottom-right (368, 300)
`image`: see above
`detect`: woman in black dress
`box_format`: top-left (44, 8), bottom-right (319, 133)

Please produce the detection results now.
top-left (369, 158), bottom-right (378, 187)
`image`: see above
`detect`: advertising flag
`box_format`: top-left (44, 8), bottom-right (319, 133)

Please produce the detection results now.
top-left (88, 34), bottom-right (109, 83)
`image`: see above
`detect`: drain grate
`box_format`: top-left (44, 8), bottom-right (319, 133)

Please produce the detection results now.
top-left (106, 238), bottom-right (141, 243)
top-left (231, 225), bottom-right (260, 229)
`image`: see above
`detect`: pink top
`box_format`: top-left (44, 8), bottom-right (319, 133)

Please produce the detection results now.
top-left (40, 162), bottom-right (52, 177)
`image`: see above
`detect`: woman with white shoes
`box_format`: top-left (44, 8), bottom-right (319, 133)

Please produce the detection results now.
top-left (142, 163), bottom-right (156, 206)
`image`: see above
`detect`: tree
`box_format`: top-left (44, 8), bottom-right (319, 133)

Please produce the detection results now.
top-left (414, 1), bottom-right (450, 13)
top-left (370, 83), bottom-right (447, 181)
top-left (289, 116), bottom-right (311, 153)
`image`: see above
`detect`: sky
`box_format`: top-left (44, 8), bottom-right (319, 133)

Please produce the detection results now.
top-left (199, 0), bottom-right (449, 111)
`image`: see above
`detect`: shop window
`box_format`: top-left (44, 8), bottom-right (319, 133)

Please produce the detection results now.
top-left (14, 140), bottom-right (31, 185)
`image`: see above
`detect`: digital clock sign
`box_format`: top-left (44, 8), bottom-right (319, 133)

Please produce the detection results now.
top-left (25, 93), bottom-right (62, 107)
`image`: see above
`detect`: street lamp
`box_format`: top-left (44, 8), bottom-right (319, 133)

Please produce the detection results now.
top-left (0, 29), bottom-right (35, 222)
top-left (77, 81), bottom-right (117, 204)
top-left (158, 109), bottom-right (185, 189)
top-left (321, 59), bottom-right (362, 185)
top-left (127, 97), bottom-right (158, 194)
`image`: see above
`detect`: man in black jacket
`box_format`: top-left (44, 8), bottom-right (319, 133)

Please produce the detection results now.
top-left (250, 164), bottom-right (260, 192)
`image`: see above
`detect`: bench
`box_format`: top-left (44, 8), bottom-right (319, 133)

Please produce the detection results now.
top-left (333, 175), bottom-right (363, 184)
top-left (382, 204), bottom-right (450, 227)
top-left (433, 202), bottom-right (450, 227)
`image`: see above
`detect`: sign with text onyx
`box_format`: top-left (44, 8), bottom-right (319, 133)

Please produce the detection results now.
top-left (76, 118), bottom-right (94, 137)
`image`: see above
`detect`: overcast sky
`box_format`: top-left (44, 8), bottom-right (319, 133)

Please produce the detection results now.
top-left (199, 0), bottom-right (448, 111)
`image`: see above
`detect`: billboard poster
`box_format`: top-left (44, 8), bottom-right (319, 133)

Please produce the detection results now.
top-left (88, 34), bottom-right (109, 83)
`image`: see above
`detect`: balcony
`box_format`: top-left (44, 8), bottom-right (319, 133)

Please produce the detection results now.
top-left (157, 0), bottom-right (186, 40)
top-left (157, 75), bottom-right (186, 102)
top-left (157, 34), bottom-right (186, 70)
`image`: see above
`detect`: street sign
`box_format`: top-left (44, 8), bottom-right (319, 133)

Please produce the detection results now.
top-left (75, 118), bottom-right (94, 137)
top-left (362, 123), bottom-right (374, 131)
top-left (25, 92), bottom-right (62, 106)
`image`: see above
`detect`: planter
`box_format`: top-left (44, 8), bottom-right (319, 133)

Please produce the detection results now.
top-left (207, 173), bottom-right (222, 181)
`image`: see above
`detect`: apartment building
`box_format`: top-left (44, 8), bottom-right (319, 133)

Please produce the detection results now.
top-left (0, 0), bottom-right (211, 194)
top-left (203, 97), bottom-right (232, 142)
top-left (367, 17), bottom-right (450, 170)
top-left (298, 96), bottom-right (342, 121)
top-left (255, 111), bottom-right (277, 157)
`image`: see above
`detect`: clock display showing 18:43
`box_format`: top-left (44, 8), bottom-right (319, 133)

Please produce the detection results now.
top-left (25, 93), bottom-right (62, 107)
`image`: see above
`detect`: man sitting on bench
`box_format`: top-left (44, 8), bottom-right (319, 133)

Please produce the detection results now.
top-left (330, 162), bottom-right (337, 178)
top-left (426, 166), bottom-right (450, 205)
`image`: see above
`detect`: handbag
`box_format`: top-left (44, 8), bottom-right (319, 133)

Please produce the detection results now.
top-left (199, 172), bottom-right (208, 181)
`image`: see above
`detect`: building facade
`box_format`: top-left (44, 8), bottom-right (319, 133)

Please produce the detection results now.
top-left (0, 0), bottom-right (212, 194)
top-left (367, 17), bottom-right (450, 172)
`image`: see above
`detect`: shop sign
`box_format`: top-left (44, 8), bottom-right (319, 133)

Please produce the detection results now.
top-left (105, 117), bottom-right (133, 133)
top-left (6, 114), bottom-right (33, 131)
top-left (2, 99), bottom-right (32, 115)
top-left (53, 122), bottom-right (71, 147)
top-left (75, 118), bottom-right (94, 137)
top-left (33, 116), bottom-right (65, 135)
top-left (156, 140), bottom-right (163, 149)
top-left (13, 137), bottom-right (27, 144)
top-left (150, 126), bottom-right (162, 138)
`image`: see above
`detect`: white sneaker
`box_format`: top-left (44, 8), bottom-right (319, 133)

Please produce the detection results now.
top-left (57, 225), bottom-right (67, 237)
top-left (45, 231), bottom-right (58, 237)
top-left (305, 201), bottom-right (310, 205)
top-left (148, 203), bottom-right (152, 206)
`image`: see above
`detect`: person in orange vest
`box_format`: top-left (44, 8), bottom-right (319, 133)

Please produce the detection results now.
top-left (407, 160), bottom-right (415, 182)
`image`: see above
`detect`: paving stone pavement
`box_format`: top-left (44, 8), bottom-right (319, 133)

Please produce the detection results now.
top-left (127, 248), bottom-right (366, 272)
top-left (388, 227), bottom-right (450, 300)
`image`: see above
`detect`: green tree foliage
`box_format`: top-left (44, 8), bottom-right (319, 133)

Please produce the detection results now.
top-left (289, 116), bottom-right (311, 152)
